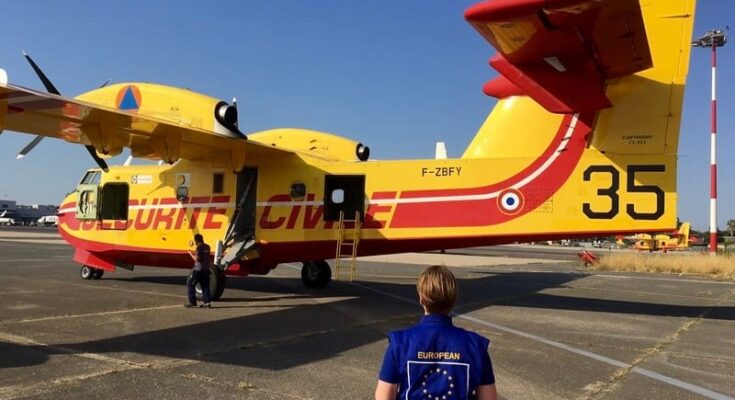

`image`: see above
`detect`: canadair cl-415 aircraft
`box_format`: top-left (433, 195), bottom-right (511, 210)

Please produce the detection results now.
top-left (0, 0), bottom-right (695, 299)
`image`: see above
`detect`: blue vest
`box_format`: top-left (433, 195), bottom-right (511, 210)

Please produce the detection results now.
top-left (378, 314), bottom-right (494, 400)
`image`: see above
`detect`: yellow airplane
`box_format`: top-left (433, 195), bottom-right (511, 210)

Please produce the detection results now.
top-left (632, 222), bottom-right (693, 252)
top-left (0, 0), bottom-right (695, 299)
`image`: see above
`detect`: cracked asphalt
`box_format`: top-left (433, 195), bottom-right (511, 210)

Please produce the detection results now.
top-left (1, 228), bottom-right (734, 399)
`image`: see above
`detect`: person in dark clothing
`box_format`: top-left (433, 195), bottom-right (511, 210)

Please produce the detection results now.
top-left (185, 233), bottom-right (212, 308)
top-left (375, 265), bottom-right (497, 400)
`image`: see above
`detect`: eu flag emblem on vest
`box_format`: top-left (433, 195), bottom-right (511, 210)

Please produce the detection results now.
top-left (407, 361), bottom-right (469, 399)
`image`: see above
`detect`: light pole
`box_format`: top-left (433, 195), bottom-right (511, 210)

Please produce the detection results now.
top-left (693, 29), bottom-right (727, 254)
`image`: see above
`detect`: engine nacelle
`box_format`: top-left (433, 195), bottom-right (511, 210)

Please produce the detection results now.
top-left (249, 129), bottom-right (370, 162)
top-left (75, 82), bottom-right (243, 140)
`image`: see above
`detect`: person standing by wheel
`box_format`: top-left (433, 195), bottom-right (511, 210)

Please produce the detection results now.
top-left (185, 234), bottom-right (212, 308)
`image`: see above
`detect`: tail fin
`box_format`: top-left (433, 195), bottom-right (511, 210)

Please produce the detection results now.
top-left (457, 0), bottom-right (696, 236)
top-left (464, 0), bottom-right (696, 159)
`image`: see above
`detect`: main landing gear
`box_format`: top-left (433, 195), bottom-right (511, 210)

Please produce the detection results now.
top-left (192, 266), bottom-right (227, 301)
top-left (80, 265), bottom-right (104, 280)
top-left (301, 260), bottom-right (331, 288)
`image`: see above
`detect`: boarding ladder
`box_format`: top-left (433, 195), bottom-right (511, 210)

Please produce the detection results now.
top-left (335, 210), bottom-right (361, 281)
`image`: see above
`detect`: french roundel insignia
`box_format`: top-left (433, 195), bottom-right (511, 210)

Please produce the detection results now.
top-left (497, 188), bottom-right (524, 215)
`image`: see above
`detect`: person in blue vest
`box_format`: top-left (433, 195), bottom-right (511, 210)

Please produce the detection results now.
top-left (375, 265), bottom-right (496, 400)
top-left (184, 233), bottom-right (212, 308)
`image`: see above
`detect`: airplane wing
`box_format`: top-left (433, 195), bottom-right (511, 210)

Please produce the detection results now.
top-left (465, 0), bottom-right (652, 114)
top-left (0, 81), bottom-right (292, 168)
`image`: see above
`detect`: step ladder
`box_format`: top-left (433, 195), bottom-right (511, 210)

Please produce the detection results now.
top-left (335, 210), bottom-right (361, 281)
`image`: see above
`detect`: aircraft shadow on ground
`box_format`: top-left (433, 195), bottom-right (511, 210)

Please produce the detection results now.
top-left (1, 270), bottom-right (733, 371)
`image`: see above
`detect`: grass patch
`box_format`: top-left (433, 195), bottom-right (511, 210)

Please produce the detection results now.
top-left (595, 252), bottom-right (735, 279)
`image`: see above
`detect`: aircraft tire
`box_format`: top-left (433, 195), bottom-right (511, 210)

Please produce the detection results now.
top-left (211, 267), bottom-right (226, 300)
top-left (92, 269), bottom-right (104, 279)
top-left (80, 265), bottom-right (94, 280)
top-left (193, 266), bottom-right (226, 301)
top-left (301, 260), bottom-right (331, 289)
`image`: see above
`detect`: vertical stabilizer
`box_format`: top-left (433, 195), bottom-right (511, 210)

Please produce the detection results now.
top-left (462, 0), bottom-right (696, 160)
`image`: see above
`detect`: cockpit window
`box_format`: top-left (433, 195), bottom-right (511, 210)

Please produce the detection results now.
top-left (80, 171), bottom-right (101, 185)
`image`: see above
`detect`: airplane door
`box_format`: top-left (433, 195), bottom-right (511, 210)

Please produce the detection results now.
top-left (99, 183), bottom-right (129, 230)
top-left (323, 175), bottom-right (365, 221)
top-left (232, 168), bottom-right (257, 240)
top-left (75, 184), bottom-right (100, 220)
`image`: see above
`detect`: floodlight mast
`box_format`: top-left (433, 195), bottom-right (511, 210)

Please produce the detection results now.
top-left (692, 29), bottom-right (727, 254)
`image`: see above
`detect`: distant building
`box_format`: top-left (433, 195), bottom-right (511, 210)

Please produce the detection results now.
top-left (0, 200), bottom-right (17, 212)
top-left (0, 200), bottom-right (58, 225)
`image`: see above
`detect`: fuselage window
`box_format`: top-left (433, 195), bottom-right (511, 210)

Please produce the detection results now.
top-left (213, 173), bottom-right (224, 194)
top-left (331, 189), bottom-right (345, 204)
top-left (80, 170), bottom-right (101, 185)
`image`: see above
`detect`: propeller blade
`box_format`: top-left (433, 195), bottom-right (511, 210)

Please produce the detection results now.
top-left (16, 136), bottom-right (45, 159)
top-left (22, 51), bottom-right (60, 95)
top-left (84, 145), bottom-right (109, 172)
top-left (21, 51), bottom-right (109, 172)
top-left (16, 52), bottom-right (58, 159)
top-left (232, 97), bottom-right (238, 128)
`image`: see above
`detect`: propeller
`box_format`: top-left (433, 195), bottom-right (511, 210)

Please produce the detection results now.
top-left (18, 51), bottom-right (109, 172)
top-left (232, 97), bottom-right (238, 128)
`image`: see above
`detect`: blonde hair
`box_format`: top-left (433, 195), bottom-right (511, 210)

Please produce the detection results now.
top-left (417, 265), bottom-right (457, 314)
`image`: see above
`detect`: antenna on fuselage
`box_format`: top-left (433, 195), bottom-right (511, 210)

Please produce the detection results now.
top-left (435, 142), bottom-right (447, 159)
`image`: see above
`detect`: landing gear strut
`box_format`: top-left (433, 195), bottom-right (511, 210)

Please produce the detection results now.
top-left (192, 266), bottom-right (226, 301)
top-left (301, 260), bottom-right (331, 288)
top-left (80, 265), bottom-right (104, 280)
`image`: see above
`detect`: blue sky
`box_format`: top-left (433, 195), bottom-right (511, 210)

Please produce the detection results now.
top-left (0, 1), bottom-right (732, 231)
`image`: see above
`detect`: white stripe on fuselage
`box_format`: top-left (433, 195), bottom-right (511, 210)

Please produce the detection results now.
top-left (57, 114), bottom-right (579, 212)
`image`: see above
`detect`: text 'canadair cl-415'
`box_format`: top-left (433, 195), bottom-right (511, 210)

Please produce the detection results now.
top-left (0, 0), bottom-right (696, 299)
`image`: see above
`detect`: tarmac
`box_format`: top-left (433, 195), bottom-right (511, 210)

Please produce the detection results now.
top-left (1, 227), bottom-right (734, 399)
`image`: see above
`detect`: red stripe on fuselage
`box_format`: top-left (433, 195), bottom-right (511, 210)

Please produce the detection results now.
top-left (391, 114), bottom-right (592, 227)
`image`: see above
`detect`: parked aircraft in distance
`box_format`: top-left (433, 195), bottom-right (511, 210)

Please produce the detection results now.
top-left (630, 222), bottom-right (693, 252)
top-left (37, 215), bottom-right (59, 227)
top-left (0, 211), bottom-right (17, 226)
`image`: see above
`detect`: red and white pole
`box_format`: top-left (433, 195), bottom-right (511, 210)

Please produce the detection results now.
top-left (709, 43), bottom-right (718, 254)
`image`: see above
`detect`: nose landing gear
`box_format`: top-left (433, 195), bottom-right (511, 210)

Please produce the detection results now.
top-left (80, 265), bottom-right (104, 280)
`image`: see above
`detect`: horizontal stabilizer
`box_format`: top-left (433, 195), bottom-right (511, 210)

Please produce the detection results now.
top-left (466, 0), bottom-right (652, 113)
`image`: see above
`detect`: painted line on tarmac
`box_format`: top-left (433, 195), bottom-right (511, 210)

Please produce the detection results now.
top-left (595, 274), bottom-right (735, 286)
top-left (0, 239), bottom-right (67, 245)
top-left (0, 258), bottom-right (63, 263)
top-left (562, 285), bottom-right (735, 303)
top-left (33, 278), bottom-right (185, 299)
top-left (6, 304), bottom-right (183, 324)
top-left (0, 331), bottom-right (151, 368)
top-left (284, 264), bottom-right (734, 400)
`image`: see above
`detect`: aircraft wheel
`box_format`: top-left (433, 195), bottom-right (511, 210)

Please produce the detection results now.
top-left (301, 260), bottom-right (331, 288)
top-left (92, 269), bottom-right (104, 279)
top-left (80, 265), bottom-right (94, 280)
top-left (193, 267), bottom-right (226, 301)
